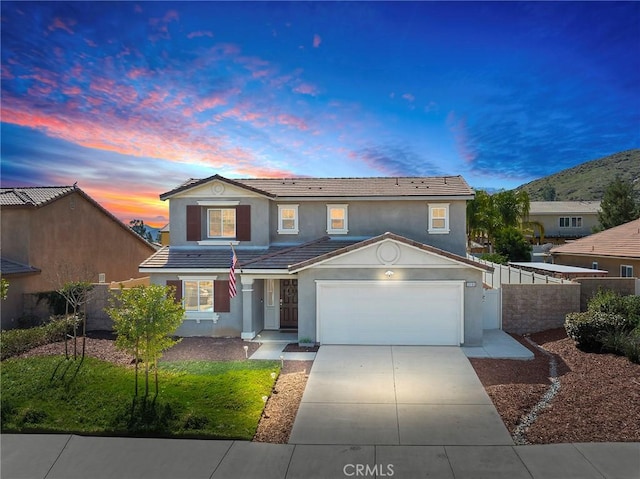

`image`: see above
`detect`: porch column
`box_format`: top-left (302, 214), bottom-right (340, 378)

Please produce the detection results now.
top-left (240, 276), bottom-right (255, 340)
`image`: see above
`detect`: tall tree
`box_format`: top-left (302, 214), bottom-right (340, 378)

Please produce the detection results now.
top-left (597, 177), bottom-right (639, 230)
top-left (130, 219), bottom-right (154, 242)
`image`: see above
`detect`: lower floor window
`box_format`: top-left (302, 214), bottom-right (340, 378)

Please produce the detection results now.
top-left (184, 280), bottom-right (214, 311)
top-left (621, 265), bottom-right (634, 278)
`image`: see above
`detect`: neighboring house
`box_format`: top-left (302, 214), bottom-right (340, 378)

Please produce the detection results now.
top-left (528, 201), bottom-right (601, 243)
top-left (550, 218), bottom-right (640, 277)
top-left (0, 186), bottom-right (158, 328)
top-left (140, 174), bottom-right (492, 346)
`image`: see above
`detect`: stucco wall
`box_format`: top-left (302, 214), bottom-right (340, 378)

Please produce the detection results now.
top-left (528, 213), bottom-right (598, 239)
top-left (169, 196), bottom-right (271, 247)
top-left (296, 267), bottom-right (484, 346)
top-left (552, 254), bottom-right (640, 278)
top-left (573, 277), bottom-right (638, 311)
top-left (269, 199), bottom-right (468, 255)
top-left (1, 192), bottom-right (156, 328)
top-left (501, 283), bottom-right (581, 334)
top-left (149, 273), bottom-right (243, 337)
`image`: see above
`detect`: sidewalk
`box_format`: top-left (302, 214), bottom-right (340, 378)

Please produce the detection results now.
top-left (1, 434), bottom-right (638, 479)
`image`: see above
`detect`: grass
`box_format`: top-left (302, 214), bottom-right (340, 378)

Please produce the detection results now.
top-left (1, 356), bottom-right (280, 439)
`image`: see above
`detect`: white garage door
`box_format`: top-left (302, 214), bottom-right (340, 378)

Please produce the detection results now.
top-left (316, 280), bottom-right (463, 345)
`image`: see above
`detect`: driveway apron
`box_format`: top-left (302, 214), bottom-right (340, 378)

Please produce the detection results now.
top-left (289, 345), bottom-right (514, 445)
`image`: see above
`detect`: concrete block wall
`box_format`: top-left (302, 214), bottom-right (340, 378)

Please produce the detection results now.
top-left (502, 283), bottom-right (581, 334)
top-left (573, 277), bottom-right (637, 312)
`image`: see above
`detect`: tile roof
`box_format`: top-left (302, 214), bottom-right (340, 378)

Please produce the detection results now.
top-left (140, 234), bottom-right (491, 273)
top-left (161, 174), bottom-right (474, 200)
top-left (1, 185), bottom-right (158, 251)
top-left (139, 237), bottom-right (362, 270)
top-left (288, 232), bottom-right (493, 272)
top-left (551, 219), bottom-right (640, 259)
top-left (0, 186), bottom-right (76, 207)
top-left (0, 257), bottom-right (41, 276)
top-left (529, 201), bottom-right (601, 215)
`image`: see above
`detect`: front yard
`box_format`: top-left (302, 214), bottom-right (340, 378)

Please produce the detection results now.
top-left (1, 355), bottom-right (279, 440)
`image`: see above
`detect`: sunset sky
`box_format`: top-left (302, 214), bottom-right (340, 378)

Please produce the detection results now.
top-left (1, 1), bottom-right (638, 228)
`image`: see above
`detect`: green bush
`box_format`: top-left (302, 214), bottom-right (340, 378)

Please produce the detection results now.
top-left (479, 252), bottom-right (508, 265)
top-left (588, 290), bottom-right (640, 327)
top-left (1, 316), bottom-right (77, 360)
top-left (565, 311), bottom-right (627, 350)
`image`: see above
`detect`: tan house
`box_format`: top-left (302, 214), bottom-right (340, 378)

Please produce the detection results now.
top-left (0, 185), bottom-right (157, 328)
top-left (528, 201), bottom-right (601, 243)
top-left (550, 219), bottom-right (640, 277)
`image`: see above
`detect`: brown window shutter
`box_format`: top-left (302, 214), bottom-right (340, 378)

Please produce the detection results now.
top-left (186, 205), bottom-right (201, 241)
top-left (236, 205), bottom-right (251, 241)
top-left (166, 280), bottom-right (182, 304)
top-left (214, 280), bottom-right (231, 312)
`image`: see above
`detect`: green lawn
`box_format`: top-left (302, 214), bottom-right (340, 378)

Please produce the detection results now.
top-left (1, 356), bottom-right (280, 439)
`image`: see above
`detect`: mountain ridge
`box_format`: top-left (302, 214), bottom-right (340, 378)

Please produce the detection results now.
top-left (517, 149), bottom-right (640, 201)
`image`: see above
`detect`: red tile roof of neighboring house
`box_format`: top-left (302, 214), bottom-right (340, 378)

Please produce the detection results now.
top-left (551, 219), bottom-right (640, 259)
top-left (160, 174), bottom-right (475, 200)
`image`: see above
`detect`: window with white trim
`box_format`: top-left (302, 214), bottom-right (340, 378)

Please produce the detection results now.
top-left (183, 280), bottom-right (214, 312)
top-left (327, 204), bottom-right (348, 234)
top-left (621, 265), bottom-right (634, 278)
top-left (208, 208), bottom-right (236, 238)
top-left (559, 216), bottom-right (582, 228)
top-left (592, 262), bottom-right (599, 270)
top-left (278, 204), bottom-right (299, 234)
top-left (428, 203), bottom-right (450, 234)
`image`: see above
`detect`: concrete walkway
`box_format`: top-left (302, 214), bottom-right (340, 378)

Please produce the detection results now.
top-left (2, 434), bottom-right (638, 479)
top-left (289, 345), bottom-right (513, 445)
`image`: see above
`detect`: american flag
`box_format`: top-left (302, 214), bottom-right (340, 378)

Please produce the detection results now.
top-left (229, 248), bottom-right (238, 299)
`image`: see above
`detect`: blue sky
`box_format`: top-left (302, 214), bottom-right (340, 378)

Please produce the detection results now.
top-left (1, 1), bottom-right (638, 226)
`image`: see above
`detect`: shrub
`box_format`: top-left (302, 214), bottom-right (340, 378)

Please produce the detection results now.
top-left (565, 311), bottom-right (627, 351)
top-left (0, 315), bottom-right (77, 360)
top-left (479, 252), bottom-right (508, 265)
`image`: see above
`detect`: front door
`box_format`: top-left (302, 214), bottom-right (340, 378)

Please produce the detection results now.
top-left (280, 279), bottom-right (298, 329)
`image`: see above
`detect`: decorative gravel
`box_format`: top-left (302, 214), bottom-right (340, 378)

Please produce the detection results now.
top-left (470, 328), bottom-right (640, 444)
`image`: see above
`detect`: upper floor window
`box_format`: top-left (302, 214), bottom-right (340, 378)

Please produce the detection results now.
top-left (559, 216), bottom-right (582, 228)
top-left (278, 204), bottom-right (299, 234)
top-left (428, 203), bottom-right (450, 234)
top-left (208, 208), bottom-right (236, 238)
top-left (327, 204), bottom-right (348, 234)
top-left (621, 265), bottom-right (634, 278)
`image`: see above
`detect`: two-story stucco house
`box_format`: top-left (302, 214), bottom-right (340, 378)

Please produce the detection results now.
top-left (140, 174), bottom-right (491, 346)
top-left (528, 201), bottom-right (601, 243)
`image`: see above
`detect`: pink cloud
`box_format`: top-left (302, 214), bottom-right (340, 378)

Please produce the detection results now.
top-left (48, 17), bottom-right (76, 35)
top-left (402, 93), bottom-right (415, 102)
top-left (446, 111), bottom-right (477, 164)
top-left (294, 82), bottom-right (319, 96)
top-left (313, 34), bottom-right (322, 48)
top-left (276, 114), bottom-right (309, 131)
top-left (84, 38), bottom-right (97, 48)
top-left (187, 30), bottom-right (214, 39)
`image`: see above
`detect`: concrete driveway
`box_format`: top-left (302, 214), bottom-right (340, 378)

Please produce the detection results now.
top-left (289, 345), bottom-right (514, 445)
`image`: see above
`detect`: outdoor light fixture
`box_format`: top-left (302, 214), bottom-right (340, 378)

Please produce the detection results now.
top-left (243, 345), bottom-right (249, 359)
top-left (280, 354), bottom-right (284, 367)
top-left (385, 270), bottom-right (394, 278)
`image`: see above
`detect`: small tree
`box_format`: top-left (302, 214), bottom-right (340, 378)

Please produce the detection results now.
top-left (107, 285), bottom-right (184, 397)
top-left (1, 278), bottom-right (8, 300)
top-left (130, 219), bottom-right (154, 243)
top-left (597, 177), bottom-right (639, 230)
top-left (58, 281), bottom-right (94, 359)
top-left (494, 227), bottom-right (532, 262)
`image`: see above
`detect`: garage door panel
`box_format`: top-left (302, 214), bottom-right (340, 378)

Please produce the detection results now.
top-left (317, 281), bottom-right (462, 346)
